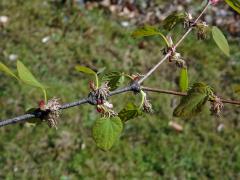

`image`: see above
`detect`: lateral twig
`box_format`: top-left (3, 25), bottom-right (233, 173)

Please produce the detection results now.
top-left (138, 1), bottom-right (211, 84)
top-left (142, 87), bottom-right (240, 105)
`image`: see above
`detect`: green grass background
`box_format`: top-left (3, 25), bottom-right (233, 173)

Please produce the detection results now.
top-left (0, 0), bottom-right (240, 179)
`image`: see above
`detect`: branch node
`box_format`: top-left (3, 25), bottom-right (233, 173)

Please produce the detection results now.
top-left (87, 91), bottom-right (98, 105)
top-left (130, 81), bottom-right (141, 93)
top-left (87, 83), bottom-right (110, 105)
top-left (32, 109), bottom-right (46, 119)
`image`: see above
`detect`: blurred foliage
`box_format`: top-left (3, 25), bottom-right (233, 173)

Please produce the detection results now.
top-left (0, 0), bottom-right (240, 179)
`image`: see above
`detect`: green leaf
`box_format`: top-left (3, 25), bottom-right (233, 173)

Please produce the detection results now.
top-left (118, 103), bottom-right (142, 122)
top-left (225, 0), bottom-right (240, 14)
top-left (75, 65), bottom-right (99, 88)
top-left (132, 25), bottom-right (169, 46)
top-left (102, 71), bottom-right (125, 90)
top-left (92, 116), bottom-right (123, 151)
top-left (17, 61), bottom-right (44, 88)
top-left (0, 62), bottom-right (19, 80)
top-left (75, 65), bottom-right (96, 75)
top-left (163, 12), bottom-right (186, 31)
top-left (97, 67), bottom-right (106, 75)
top-left (179, 68), bottom-right (189, 92)
top-left (17, 61), bottom-right (47, 101)
top-left (234, 85), bottom-right (240, 94)
top-left (173, 82), bottom-right (213, 118)
top-left (212, 26), bottom-right (230, 57)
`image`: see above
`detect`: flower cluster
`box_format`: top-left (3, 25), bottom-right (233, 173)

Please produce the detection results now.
top-left (39, 98), bottom-right (61, 129)
top-left (210, 95), bottom-right (224, 116)
top-left (171, 52), bottom-right (186, 68)
top-left (90, 81), bottom-right (117, 117)
top-left (184, 13), bottom-right (193, 29)
top-left (143, 96), bottom-right (153, 113)
top-left (196, 21), bottom-right (209, 40)
top-left (96, 82), bottom-right (110, 102)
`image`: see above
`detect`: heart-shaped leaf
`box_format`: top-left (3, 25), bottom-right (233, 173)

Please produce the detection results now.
top-left (173, 82), bottom-right (213, 118)
top-left (212, 26), bottom-right (230, 57)
top-left (102, 71), bottom-right (125, 90)
top-left (0, 62), bottom-right (19, 80)
top-left (179, 68), bottom-right (189, 92)
top-left (75, 65), bottom-right (96, 75)
top-left (225, 0), bottom-right (240, 14)
top-left (92, 116), bottom-right (123, 151)
top-left (163, 12), bottom-right (186, 31)
top-left (118, 103), bottom-right (142, 122)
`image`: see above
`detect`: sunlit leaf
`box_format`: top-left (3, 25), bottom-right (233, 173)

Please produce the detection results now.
top-left (173, 82), bottom-right (213, 118)
top-left (132, 25), bottom-right (169, 46)
top-left (102, 71), bottom-right (125, 90)
top-left (75, 65), bottom-right (99, 87)
top-left (17, 60), bottom-right (47, 100)
top-left (17, 61), bottom-right (44, 88)
top-left (163, 12), bottom-right (186, 31)
top-left (92, 116), bottom-right (123, 151)
top-left (0, 62), bottom-right (19, 80)
top-left (75, 65), bottom-right (96, 75)
top-left (118, 103), bottom-right (142, 122)
top-left (179, 68), bottom-right (189, 92)
top-left (225, 0), bottom-right (240, 14)
top-left (212, 26), bottom-right (230, 57)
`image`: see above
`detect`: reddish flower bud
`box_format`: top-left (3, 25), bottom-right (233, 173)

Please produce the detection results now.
top-left (97, 107), bottom-right (103, 113)
top-left (97, 99), bottom-right (103, 105)
top-left (133, 76), bottom-right (140, 81)
top-left (38, 100), bottom-right (45, 110)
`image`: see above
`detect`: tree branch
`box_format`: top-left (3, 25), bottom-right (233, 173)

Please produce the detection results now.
top-left (1, 84), bottom-right (239, 128)
top-left (142, 87), bottom-right (240, 105)
top-left (0, 85), bottom-right (135, 127)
